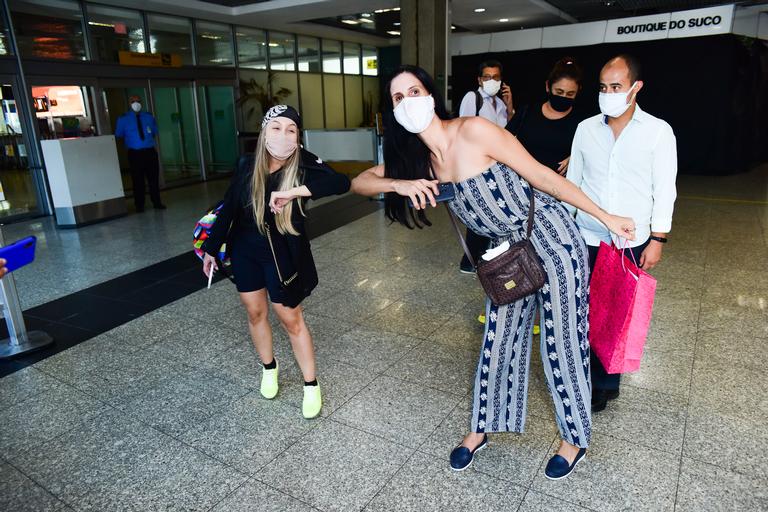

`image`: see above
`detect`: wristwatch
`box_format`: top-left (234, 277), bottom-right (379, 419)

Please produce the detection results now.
top-left (650, 236), bottom-right (668, 244)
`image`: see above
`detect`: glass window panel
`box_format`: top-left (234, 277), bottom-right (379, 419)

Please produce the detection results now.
top-left (87, 4), bottom-right (144, 62)
top-left (297, 36), bottom-right (320, 73)
top-left (323, 75), bottom-right (344, 128)
top-left (362, 46), bottom-right (378, 76)
top-left (0, 83), bottom-right (39, 218)
top-left (344, 75), bottom-right (362, 127)
top-left (0, 8), bottom-right (11, 55)
top-left (196, 20), bottom-right (233, 66)
top-left (147, 14), bottom-right (193, 66)
top-left (272, 72), bottom-right (298, 112)
top-left (363, 76), bottom-right (380, 127)
top-left (237, 69), bottom-right (268, 131)
top-left (343, 42), bottom-right (360, 75)
top-left (32, 85), bottom-right (97, 138)
top-left (322, 39), bottom-right (341, 74)
top-left (298, 74), bottom-right (323, 129)
top-left (268, 32), bottom-right (295, 71)
top-left (10, 0), bottom-right (86, 60)
top-left (235, 27), bottom-right (266, 69)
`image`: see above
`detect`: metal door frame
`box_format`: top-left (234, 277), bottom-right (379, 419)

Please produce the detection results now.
top-left (195, 79), bottom-right (238, 178)
top-left (150, 79), bottom-right (206, 181)
top-left (0, 74), bottom-right (47, 222)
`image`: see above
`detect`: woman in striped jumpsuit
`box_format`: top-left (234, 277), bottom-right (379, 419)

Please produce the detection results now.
top-left (351, 65), bottom-right (636, 480)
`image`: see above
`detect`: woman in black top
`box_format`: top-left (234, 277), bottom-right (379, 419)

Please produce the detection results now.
top-left (506, 57), bottom-right (584, 175)
top-left (202, 105), bottom-right (350, 419)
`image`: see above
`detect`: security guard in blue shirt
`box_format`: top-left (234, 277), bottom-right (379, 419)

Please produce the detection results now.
top-left (115, 95), bottom-right (166, 211)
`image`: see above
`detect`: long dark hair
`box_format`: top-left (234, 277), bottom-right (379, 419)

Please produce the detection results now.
top-left (382, 65), bottom-right (451, 228)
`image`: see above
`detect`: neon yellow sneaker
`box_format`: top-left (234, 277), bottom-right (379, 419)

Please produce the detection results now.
top-left (260, 359), bottom-right (279, 399)
top-left (478, 314), bottom-right (486, 324)
top-left (302, 382), bottom-right (322, 419)
top-left (533, 325), bottom-right (541, 335)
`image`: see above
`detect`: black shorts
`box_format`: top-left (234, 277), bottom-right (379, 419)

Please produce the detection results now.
top-left (229, 232), bottom-right (285, 304)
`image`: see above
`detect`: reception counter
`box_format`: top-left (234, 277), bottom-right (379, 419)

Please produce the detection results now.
top-left (41, 136), bottom-right (127, 228)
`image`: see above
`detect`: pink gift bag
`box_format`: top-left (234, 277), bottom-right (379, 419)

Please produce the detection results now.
top-left (588, 242), bottom-right (657, 374)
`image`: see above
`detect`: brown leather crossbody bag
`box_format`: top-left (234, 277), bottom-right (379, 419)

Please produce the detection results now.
top-left (446, 193), bottom-right (546, 305)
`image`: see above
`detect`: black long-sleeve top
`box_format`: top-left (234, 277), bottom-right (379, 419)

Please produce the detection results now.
top-left (202, 148), bottom-right (350, 257)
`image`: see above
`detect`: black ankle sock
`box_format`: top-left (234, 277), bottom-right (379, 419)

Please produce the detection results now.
top-left (304, 379), bottom-right (318, 386)
top-left (263, 359), bottom-right (276, 369)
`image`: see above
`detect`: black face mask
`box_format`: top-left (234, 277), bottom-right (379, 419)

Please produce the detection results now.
top-left (548, 93), bottom-right (574, 112)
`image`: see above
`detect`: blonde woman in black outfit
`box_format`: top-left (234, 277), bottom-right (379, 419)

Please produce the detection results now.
top-left (202, 105), bottom-right (350, 419)
top-left (506, 57), bottom-right (584, 175)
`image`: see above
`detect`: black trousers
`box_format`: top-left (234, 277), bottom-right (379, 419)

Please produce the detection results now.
top-left (127, 148), bottom-right (162, 208)
top-left (460, 229), bottom-right (491, 267)
top-left (587, 238), bottom-right (650, 390)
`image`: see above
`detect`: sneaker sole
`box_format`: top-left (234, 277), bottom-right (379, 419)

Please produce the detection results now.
top-left (544, 454), bottom-right (586, 481)
top-left (459, 269), bottom-right (476, 275)
top-left (450, 441), bottom-right (488, 472)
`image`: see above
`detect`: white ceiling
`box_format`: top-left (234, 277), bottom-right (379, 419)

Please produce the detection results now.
top-left (90, 0), bottom-right (581, 45)
top-left (451, 0), bottom-right (576, 31)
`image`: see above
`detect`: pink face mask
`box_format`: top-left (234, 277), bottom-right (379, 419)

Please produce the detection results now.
top-left (264, 131), bottom-right (298, 160)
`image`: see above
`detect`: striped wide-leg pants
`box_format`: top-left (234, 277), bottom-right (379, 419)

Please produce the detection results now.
top-left (469, 224), bottom-right (592, 448)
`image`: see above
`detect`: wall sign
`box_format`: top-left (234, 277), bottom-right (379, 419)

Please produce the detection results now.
top-left (605, 5), bottom-right (733, 42)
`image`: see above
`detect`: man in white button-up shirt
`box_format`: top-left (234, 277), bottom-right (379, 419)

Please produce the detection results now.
top-left (567, 54), bottom-right (677, 412)
top-left (458, 59), bottom-right (514, 126)
top-left (457, 60), bottom-right (515, 273)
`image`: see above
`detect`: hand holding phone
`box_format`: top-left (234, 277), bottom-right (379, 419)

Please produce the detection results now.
top-left (407, 182), bottom-right (455, 208)
top-left (0, 236), bottom-right (36, 274)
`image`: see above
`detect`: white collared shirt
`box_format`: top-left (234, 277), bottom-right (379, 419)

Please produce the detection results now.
top-left (458, 87), bottom-right (508, 127)
top-left (567, 105), bottom-right (678, 248)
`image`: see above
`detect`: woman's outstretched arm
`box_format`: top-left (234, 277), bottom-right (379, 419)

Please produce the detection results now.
top-left (351, 164), bottom-right (440, 210)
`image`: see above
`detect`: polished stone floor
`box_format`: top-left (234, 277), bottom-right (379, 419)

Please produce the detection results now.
top-left (1, 165), bottom-right (767, 511)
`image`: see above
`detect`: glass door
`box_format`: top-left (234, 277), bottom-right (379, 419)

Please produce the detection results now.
top-left (197, 83), bottom-right (237, 178)
top-left (0, 82), bottom-right (38, 219)
top-left (150, 81), bottom-right (201, 185)
top-left (101, 83), bottom-right (148, 192)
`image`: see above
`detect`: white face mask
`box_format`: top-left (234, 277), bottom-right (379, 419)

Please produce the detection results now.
top-left (393, 95), bottom-right (435, 134)
top-left (130, 102), bottom-right (142, 113)
top-left (598, 82), bottom-right (637, 118)
top-left (482, 79), bottom-right (501, 96)
top-left (265, 128), bottom-right (298, 160)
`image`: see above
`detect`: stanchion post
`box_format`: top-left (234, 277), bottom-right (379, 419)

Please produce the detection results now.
top-left (0, 226), bottom-right (53, 359)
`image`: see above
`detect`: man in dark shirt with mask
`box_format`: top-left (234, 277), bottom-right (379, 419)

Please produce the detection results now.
top-left (115, 95), bottom-right (166, 212)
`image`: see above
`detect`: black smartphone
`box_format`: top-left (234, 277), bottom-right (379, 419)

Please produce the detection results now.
top-left (408, 182), bottom-right (455, 208)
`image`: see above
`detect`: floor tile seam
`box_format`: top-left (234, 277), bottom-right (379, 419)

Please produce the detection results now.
top-left (590, 425), bottom-right (685, 458)
top-left (355, 354), bottom-right (470, 400)
top-left (244, 417), bottom-right (328, 477)
top-left (359, 448), bottom-right (422, 512)
top-left (248, 473), bottom-right (329, 512)
top-left (525, 483), bottom-right (602, 512)
top-left (0, 455), bottom-right (77, 510)
top-left (620, 381), bottom-right (690, 400)
top-left (203, 476), bottom-right (321, 512)
top-left (323, 415), bottom-right (428, 454)
top-left (672, 293), bottom-right (709, 510)
top-left (2, 403), bottom-right (121, 476)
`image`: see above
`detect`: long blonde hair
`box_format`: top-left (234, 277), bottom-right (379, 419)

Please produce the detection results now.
top-left (251, 129), bottom-right (305, 235)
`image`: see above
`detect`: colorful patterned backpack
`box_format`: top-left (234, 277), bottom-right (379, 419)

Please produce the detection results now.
top-left (193, 201), bottom-right (231, 269)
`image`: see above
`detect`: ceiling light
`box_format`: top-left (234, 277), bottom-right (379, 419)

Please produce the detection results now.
top-left (451, 25), bottom-right (456, 30)
top-left (499, 18), bottom-right (509, 22)
top-left (393, 7), bottom-right (400, 11)
top-left (358, 18), bottom-right (374, 24)
top-left (387, 30), bottom-right (400, 36)
top-left (374, 9), bottom-right (386, 13)
top-left (474, 8), bottom-right (486, 13)
top-left (393, 22), bottom-right (401, 26)
top-left (361, 13), bottom-right (371, 17)
top-left (341, 19), bottom-right (359, 25)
